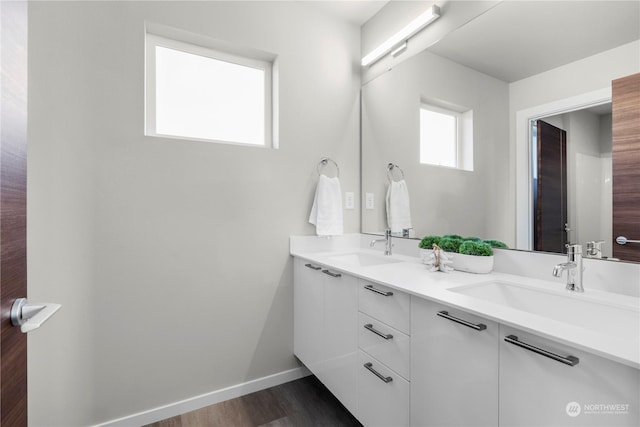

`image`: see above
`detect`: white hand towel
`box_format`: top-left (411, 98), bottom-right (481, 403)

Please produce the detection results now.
top-left (309, 175), bottom-right (343, 236)
top-left (386, 179), bottom-right (412, 233)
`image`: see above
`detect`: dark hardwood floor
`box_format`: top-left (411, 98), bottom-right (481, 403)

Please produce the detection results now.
top-left (144, 375), bottom-right (362, 427)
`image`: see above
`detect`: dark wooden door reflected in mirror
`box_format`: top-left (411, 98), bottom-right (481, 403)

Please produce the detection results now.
top-left (534, 120), bottom-right (568, 254)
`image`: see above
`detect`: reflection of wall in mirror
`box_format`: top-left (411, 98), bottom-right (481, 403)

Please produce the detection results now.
top-left (361, 48), bottom-right (510, 243)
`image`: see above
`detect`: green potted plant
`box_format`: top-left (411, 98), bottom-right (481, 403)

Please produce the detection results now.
top-left (438, 237), bottom-right (463, 253)
top-left (418, 235), bottom-right (441, 249)
top-left (453, 240), bottom-right (494, 273)
top-left (483, 239), bottom-right (508, 249)
top-left (418, 235), bottom-right (441, 263)
top-left (418, 234), bottom-right (505, 274)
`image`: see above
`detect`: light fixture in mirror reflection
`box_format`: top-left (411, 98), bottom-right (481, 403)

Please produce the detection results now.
top-left (361, 1), bottom-right (639, 263)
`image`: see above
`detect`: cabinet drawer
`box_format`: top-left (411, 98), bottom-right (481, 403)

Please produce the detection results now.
top-left (358, 280), bottom-right (410, 334)
top-left (357, 350), bottom-right (409, 427)
top-left (358, 312), bottom-right (410, 380)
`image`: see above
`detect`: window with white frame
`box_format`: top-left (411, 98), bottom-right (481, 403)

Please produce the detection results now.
top-left (145, 31), bottom-right (276, 147)
top-left (419, 103), bottom-right (473, 171)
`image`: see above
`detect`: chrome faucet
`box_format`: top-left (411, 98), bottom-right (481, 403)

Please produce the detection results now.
top-left (553, 244), bottom-right (584, 292)
top-left (585, 240), bottom-right (605, 258)
top-left (370, 229), bottom-right (393, 255)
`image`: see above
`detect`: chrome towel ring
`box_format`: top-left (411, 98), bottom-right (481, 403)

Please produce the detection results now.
top-left (387, 163), bottom-right (405, 182)
top-left (317, 157), bottom-right (340, 177)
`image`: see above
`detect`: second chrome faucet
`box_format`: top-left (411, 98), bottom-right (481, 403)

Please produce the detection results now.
top-left (553, 244), bottom-right (584, 292)
top-left (370, 229), bottom-right (393, 255)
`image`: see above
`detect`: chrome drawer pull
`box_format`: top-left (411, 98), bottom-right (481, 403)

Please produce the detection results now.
top-left (364, 323), bottom-right (393, 340)
top-left (364, 284), bottom-right (393, 296)
top-left (364, 362), bottom-right (393, 383)
top-left (304, 263), bottom-right (321, 270)
top-left (504, 335), bottom-right (579, 366)
top-left (322, 269), bottom-right (341, 278)
top-left (437, 311), bottom-right (486, 331)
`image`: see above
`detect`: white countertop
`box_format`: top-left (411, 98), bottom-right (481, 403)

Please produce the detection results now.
top-left (291, 242), bottom-right (640, 370)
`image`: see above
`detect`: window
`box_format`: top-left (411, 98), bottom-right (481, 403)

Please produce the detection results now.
top-left (420, 103), bottom-right (473, 171)
top-left (145, 30), bottom-right (276, 147)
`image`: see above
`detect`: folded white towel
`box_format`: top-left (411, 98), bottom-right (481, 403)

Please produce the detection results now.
top-left (309, 175), bottom-right (343, 236)
top-left (386, 179), bottom-right (412, 233)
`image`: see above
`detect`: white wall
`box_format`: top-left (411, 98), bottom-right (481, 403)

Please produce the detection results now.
top-left (27, 1), bottom-right (360, 425)
top-left (567, 110), bottom-right (610, 253)
top-left (510, 40), bottom-right (640, 113)
top-left (599, 113), bottom-right (613, 254)
top-left (362, 48), bottom-right (510, 243)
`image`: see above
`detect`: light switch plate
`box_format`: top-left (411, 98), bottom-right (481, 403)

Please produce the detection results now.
top-left (345, 192), bottom-right (355, 209)
top-left (365, 192), bottom-right (375, 210)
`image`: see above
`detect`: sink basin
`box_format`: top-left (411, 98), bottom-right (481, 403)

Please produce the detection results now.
top-left (327, 252), bottom-right (403, 267)
top-left (449, 281), bottom-right (640, 337)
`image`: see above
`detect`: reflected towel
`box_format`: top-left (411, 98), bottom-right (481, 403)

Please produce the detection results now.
top-left (309, 175), bottom-right (343, 236)
top-left (386, 179), bottom-right (412, 233)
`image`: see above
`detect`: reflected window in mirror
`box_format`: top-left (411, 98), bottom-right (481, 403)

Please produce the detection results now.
top-left (419, 103), bottom-right (473, 171)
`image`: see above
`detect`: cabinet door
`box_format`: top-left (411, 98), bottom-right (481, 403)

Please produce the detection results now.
top-left (293, 258), bottom-right (323, 371)
top-left (320, 268), bottom-right (358, 415)
top-left (500, 325), bottom-right (640, 426)
top-left (357, 350), bottom-right (410, 427)
top-left (411, 297), bottom-right (499, 427)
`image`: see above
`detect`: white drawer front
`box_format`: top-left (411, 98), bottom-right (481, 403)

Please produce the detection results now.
top-left (358, 312), bottom-right (410, 380)
top-left (357, 350), bottom-right (409, 427)
top-left (359, 280), bottom-right (410, 334)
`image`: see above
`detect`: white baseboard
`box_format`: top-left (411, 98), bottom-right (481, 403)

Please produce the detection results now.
top-left (95, 366), bottom-right (311, 427)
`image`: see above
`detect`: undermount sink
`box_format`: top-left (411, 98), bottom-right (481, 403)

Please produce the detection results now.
top-left (449, 281), bottom-right (640, 337)
top-left (327, 252), bottom-right (403, 267)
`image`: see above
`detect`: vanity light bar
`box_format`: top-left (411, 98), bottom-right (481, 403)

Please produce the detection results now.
top-left (361, 5), bottom-right (441, 67)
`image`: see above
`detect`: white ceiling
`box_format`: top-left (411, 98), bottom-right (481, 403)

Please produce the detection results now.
top-left (304, 0), bottom-right (389, 26)
top-left (427, 1), bottom-right (640, 82)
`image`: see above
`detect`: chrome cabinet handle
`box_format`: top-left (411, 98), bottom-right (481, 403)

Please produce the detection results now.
top-left (437, 310), bottom-right (487, 331)
top-left (364, 284), bottom-right (393, 296)
top-left (616, 236), bottom-right (640, 245)
top-left (504, 335), bottom-right (579, 366)
top-left (304, 263), bottom-right (321, 270)
top-left (322, 269), bottom-right (341, 278)
top-left (363, 362), bottom-right (393, 383)
top-left (364, 323), bottom-right (393, 340)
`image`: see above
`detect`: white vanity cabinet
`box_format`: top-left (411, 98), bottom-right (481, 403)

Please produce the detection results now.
top-left (293, 258), bottom-right (358, 415)
top-left (411, 297), bottom-right (499, 426)
top-left (499, 325), bottom-right (640, 427)
top-left (292, 248), bottom-right (640, 427)
top-left (357, 280), bottom-right (411, 427)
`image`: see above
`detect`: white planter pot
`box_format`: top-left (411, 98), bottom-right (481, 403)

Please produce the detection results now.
top-left (449, 253), bottom-right (494, 274)
top-left (419, 248), bottom-right (433, 264)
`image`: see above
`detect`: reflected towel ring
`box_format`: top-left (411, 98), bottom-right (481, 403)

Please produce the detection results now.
top-left (317, 157), bottom-right (340, 177)
top-left (387, 163), bottom-right (405, 182)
